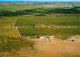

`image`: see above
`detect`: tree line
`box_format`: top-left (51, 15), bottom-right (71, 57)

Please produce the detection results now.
top-left (0, 7), bottom-right (80, 17)
top-left (46, 7), bottom-right (80, 14)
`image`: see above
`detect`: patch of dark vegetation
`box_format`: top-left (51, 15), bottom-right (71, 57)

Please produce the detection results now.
top-left (46, 7), bottom-right (80, 14)
top-left (0, 6), bottom-right (80, 17)
top-left (34, 14), bottom-right (46, 16)
top-left (71, 40), bottom-right (75, 42)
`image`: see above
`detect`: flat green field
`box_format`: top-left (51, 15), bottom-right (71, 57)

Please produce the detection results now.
top-left (0, 3), bottom-right (78, 11)
top-left (0, 5), bottom-right (44, 11)
top-left (15, 14), bottom-right (80, 39)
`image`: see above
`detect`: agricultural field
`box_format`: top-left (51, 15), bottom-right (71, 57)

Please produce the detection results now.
top-left (0, 16), bottom-right (33, 56)
top-left (15, 14), bottom-right (80, 39)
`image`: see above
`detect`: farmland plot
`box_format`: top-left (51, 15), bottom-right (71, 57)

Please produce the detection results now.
top-left (15, 15), bottom-right (80, 39)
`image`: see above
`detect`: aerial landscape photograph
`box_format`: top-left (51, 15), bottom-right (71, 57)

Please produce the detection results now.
top-left (0, 0), bottom-right (80, 57)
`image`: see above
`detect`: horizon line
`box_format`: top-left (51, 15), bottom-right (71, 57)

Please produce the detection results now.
top-left (0, 1), bottom-right (80, 2)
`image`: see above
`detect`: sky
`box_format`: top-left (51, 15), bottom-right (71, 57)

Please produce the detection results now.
top-left (0, 0), bottom-right (80, 2)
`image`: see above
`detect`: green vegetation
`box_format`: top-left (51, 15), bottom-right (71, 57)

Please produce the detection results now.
top-left (0, 2), bottom-right (80, 57)
top-left (0, 2), bottom-right (80, 17)
top-left (15, 15), bottom-right (80, 39)
top-left (0, 5), bottom-right (44, 11)
top-left (0, 2), bottom-right (80, 39)
top-left (0, 16), bottom-right (34, 52)
top-left (0, 36), bottom-right (33, 52)
top-left (0, 6), bottom-right (80, 17)
top-left (0, 2), bottom-right (80, 53)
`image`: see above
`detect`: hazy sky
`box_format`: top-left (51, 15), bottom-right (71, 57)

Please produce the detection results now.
top-left (0, 0), bottom-right (80, 2)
